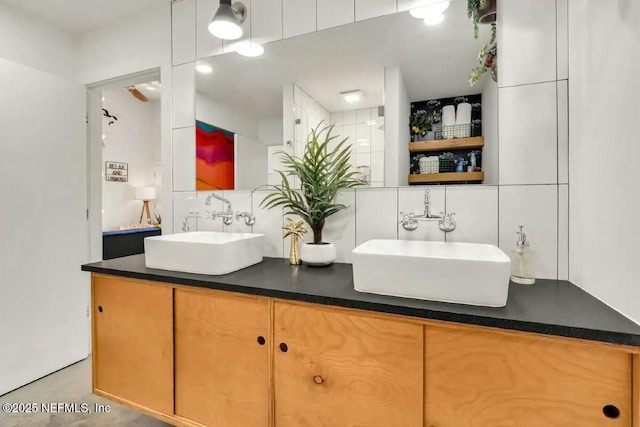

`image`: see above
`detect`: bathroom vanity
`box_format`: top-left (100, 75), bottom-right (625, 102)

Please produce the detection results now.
top-left (82, 256), bottom-right (640, 427)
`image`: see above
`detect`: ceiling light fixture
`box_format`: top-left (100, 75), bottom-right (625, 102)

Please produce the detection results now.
top-left (208, 0), bottom-right (247, 40)
top-left (196, 63), bottom-right (213, 74)
top-left (341, 90), bottom-right (364, 104)
top-left (409, 0), bottom-right (450, 22)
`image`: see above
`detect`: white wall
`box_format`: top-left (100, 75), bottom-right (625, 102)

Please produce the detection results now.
top-left (569, 0), bottom-right (640, 323)
top-left (0, 3), bottom-right (88, 395)
top-left (330, 107), bottom-right (385, 187)
top-left (384, 66), bottom-right (411, 187)
top-left (196, 92), bottom-right (259, 138)
top-left (102, 89), bottom-right (162, 230)
top-left (77, 5), bottom-right (171, 85)
top-left (481, 78), bottom-right (498, 185)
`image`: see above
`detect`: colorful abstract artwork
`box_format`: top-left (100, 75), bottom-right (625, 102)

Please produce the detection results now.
top-left (196, 120), bottom-right (235, 190)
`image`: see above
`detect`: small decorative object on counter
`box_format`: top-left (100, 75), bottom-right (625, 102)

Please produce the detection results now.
top-left (282, 218), bottom-right (307, 265)
top-left (511, 225), bottom-right (536, 285)
top-left (151, 214), bottom-right (162, 229)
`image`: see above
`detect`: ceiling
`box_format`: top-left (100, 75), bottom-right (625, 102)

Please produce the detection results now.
top-left (196, 0), bottom-right (491, 119)
top-left (2, 0), bottom-right (168, 34)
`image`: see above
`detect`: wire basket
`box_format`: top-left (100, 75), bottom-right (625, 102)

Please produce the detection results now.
top-left (419, 156), bottom-right (439, 174)
top-left (442, 124), bottom-right (471, 139)
top-left (439, 158), bottom-right (456, 173)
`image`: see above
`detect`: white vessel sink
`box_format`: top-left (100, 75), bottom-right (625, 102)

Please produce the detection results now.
top-left (352, 240), bottom-right (511, 307)
top-left (144, 232), bottom-right (264, 275)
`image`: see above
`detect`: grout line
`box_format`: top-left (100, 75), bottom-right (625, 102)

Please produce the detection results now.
top-left (499, 80), bottom-right (559, 90)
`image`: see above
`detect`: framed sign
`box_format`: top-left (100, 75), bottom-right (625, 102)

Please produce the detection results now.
top-left (105, 161), bottom-right (128, 182)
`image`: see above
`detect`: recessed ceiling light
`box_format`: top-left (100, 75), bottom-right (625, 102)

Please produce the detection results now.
top-left (356, 139), bottom-right (370, 143)
top-left (341, 90), bottom-right (364, 104)
top-left (196, 64), bottom-right (213, 74)
top-left (146, 85), bottom-right (156, 91)
top-left (410, 0), bottom-right (450, 18)
top-left (150, 80), bottom-right (161, 86)
top-left (365, 120), bottom-right (377, 126)
top-left (236, 42), bottom-right (264, 57)
top-left (423, 13), bottom-right (445, 25)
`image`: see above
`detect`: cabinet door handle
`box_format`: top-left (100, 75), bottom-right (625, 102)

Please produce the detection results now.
top-left (257, 336), bottom-right (266, 345)
top-left (279, 343), bottom-right (288, 353)
top-left (313, 375), bottom-right (324, 385)
top-left (97, 306), bottom-right (103, 313)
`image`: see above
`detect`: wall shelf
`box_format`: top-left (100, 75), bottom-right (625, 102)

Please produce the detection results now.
top-left (408, 137), bottom-right (485, 153)
top-left (408, 171), bottom-right (485, 184)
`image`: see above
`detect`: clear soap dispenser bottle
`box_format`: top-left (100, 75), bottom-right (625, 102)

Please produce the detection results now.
top-left (511, 225), bottom-right (536, 285)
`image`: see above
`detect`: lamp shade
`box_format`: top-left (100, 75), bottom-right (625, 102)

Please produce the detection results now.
top-left (135, 186), bottom-right (156, 201)
top-left (208, 2), bottom-right (243, 40)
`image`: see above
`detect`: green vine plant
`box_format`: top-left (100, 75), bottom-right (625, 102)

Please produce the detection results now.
top-left (470, 22), bottom-right (497, 86)
top-left (467, 0), bottom-right (487, 39)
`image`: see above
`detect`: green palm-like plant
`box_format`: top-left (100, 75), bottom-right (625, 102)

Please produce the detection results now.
top-left (260, 123), bottom-right (365, 245)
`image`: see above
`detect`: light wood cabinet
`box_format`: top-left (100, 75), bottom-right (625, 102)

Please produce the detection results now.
top-left (174, 288), bottom-right (270, 427)
top-left (92, 276), bottom-right (173, 416)
top-left (90, 274), bottom-right (639, 427)
top-left (273, 302), bottom-right (424, 427)
top-left (424, 325), bottom-right (632, 427)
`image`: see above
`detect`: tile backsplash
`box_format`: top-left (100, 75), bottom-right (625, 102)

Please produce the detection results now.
top-left (173, 184), bottom-right (568, 280)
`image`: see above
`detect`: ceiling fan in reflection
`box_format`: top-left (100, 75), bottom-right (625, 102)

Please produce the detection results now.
top-left (127, 86), bottom-right (149, 102)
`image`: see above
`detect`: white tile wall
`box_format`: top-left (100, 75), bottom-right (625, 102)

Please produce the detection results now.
top-left (322, 190), bottom-right (356, 263)
top-left (557, 80), bottom-right (569, 184)
top-left (196, 0), bottom-right (223, 59)
top-left (172, 0), bottom-right (196, 65)
top-left (252, 0), bottom-right (283, 45)
top-left (445, 186), bottom-right (498, 245)
top-left (221, 190), bottom-right (254, 233)
top-left (283, 0), bottom-right (317, 38)
top-left (557, 0), bottom-right (569, 80)
top-left (398, 187), bottom-right (445, 242)
top-left (355, 0), bottom-right (396, 21)
top-left (558, 184), bottom-right (569, 280)
top-left (498, 0), bottom-right (557, 87)
top-left (355, 188), bottom-right (398, 245)
top-left (195, 190), bottom-right (224, 232)
top-left (172, 62), bottom-right (195, 129)
top-left (499, 185), bottom-right (558, 280)
top-left (251, 190), bottom-right (284, 258)
top-left (172, 191), bottom-right (199, 233)
top-left (318, 0), bottom-right (354, 30)
top-left (172, 127), bottom-right (195, 191)
top-left (499, 82), bottom-right (557, 185)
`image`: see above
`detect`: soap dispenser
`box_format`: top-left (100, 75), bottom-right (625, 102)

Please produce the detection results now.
top-left (511, 225), bottom-right (536, 285)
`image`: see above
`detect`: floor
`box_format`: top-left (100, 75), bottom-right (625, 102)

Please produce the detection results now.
top-left (0, 358), bottom-right (171, 427)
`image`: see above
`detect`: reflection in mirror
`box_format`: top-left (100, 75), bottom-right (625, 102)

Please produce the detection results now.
top-left (195, 0), bottom-right (496, 190)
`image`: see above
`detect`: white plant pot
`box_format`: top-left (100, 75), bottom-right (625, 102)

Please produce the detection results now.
top-left (300, 243), bottom-right (337, 267)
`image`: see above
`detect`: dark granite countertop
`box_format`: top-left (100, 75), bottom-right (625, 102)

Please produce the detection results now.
top-left (81, 255), bottom-right (640, 347)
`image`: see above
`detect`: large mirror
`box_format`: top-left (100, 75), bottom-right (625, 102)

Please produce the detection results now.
top-left (194, 0), bottom-right (496, 190)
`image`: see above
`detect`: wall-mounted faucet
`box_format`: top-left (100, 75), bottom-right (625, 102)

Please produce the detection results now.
top-left (205, 193), bottom-right (234, 226)
top-left (399, 189), bottom-right (456, 233)
top-left (235, 211), bottom-right (256, 226)
top-left (182, 211), bottom-right (202, 232)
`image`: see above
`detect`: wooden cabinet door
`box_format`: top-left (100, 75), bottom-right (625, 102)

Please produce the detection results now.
top-left (174, 289), bottom-right (270, 426)
top-left (273, 302), bottom-right (423, 427)
top-left (92, 276), bottom-right (173, 415)
top-left (425, 325), bottom-right (632, 427)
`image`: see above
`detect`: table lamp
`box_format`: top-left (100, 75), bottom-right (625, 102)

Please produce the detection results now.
top-left (135, 186), bottom-right (156, 224)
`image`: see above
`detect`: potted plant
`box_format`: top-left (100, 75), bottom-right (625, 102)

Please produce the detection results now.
top-left (410, 111), bottom-right (432, 142)
top-left (260, 124), bottom-right (364, 266)
top-left (468, 0), bottom-right (497, 39)
top-left (469, 23), bottom-right (497, 85)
